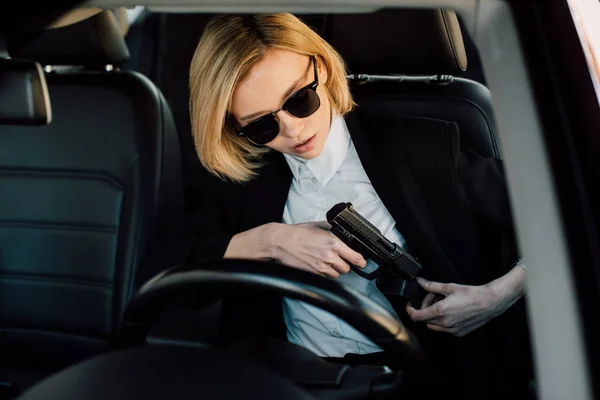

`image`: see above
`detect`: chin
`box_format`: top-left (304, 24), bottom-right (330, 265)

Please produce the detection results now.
top-left (298, 150), bottom-right (321, 160)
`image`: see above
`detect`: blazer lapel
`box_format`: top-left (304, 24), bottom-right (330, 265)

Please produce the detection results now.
top-left (345, 110), bottom-right (463, 283)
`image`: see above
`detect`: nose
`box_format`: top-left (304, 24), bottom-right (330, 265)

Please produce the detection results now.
top-left (277, 110), bottom-right (304, 139)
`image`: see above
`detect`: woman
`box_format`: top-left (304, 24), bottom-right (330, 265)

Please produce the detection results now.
top-left (187, 13), bottom-right (532, 399)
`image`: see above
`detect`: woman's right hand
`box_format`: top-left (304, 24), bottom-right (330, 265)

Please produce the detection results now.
top-left (269, 221), bottom-right (367, 278)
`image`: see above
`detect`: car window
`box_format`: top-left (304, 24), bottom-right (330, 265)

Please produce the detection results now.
top-left (567, 0), bottom-right (600, 103)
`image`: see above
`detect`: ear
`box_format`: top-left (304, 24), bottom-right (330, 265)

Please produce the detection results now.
top-left (317, 56), bottom-right (328, 85)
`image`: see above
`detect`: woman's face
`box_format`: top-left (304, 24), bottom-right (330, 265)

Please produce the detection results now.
top-left (230, 49), bottom-right (331, 159)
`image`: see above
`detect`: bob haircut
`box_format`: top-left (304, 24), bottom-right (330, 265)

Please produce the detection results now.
top-left (189, 13), bottom-right (355, 183)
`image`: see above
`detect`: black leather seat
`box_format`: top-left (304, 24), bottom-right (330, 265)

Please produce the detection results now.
top-left (0, 10), bottom-right (183, 395)
top-left (328, 8), bottom-right (501, 159)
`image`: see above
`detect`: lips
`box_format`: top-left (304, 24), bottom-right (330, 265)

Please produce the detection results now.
top-left (291, 134), bottom-right (317, 154)
top-left (292, 135), bottom-right (314, 149)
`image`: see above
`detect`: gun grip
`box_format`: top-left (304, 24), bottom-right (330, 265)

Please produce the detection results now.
top-left (376, 275), bottom-right (427, 310)
top-left (401, 279), bottom-right (427, 310)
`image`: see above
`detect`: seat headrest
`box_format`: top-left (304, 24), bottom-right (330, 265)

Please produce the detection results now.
top-left (7, 10), bottom-right (129, 67)
top-left (0, 58), bottom-right (51, 125)
top-left (329, 9), bottom-right (468, 75)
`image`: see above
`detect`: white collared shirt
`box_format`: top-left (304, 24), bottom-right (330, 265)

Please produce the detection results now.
top-left (282, 115), bottom-right (407, 357)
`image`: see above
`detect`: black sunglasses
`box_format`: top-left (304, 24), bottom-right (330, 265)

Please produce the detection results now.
top-left (235, 56), bottom-right (321, 145)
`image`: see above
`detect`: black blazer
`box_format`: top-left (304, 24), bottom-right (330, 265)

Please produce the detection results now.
top-left (151, 108), bottom-right (531, 399)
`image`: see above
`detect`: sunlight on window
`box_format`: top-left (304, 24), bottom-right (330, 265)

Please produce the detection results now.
top-left (567, 0), bottom-right (600, 104)
top-left (126, 6), bottom-right (146, 25)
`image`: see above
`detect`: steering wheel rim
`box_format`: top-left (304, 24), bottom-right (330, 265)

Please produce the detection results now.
top-left (120, 258), bottom-right (431, 377)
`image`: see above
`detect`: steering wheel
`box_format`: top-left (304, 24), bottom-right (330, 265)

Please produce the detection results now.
top-left (119, 259), bottom-right (429, 371)
top-left (17, 259), bottom-right (432, 400)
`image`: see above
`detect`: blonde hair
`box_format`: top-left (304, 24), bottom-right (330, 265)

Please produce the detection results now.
top-left (189, 13), bottom-right (354, 183)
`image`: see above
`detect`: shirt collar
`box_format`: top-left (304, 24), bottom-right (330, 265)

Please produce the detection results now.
top-left (284, 114), bottom-right (351, 186)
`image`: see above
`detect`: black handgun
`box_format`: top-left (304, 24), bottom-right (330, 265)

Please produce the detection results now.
top-left (326, 202), bottom-right (426, 308)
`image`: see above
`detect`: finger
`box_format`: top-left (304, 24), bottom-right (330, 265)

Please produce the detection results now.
top-left (322, 266), bottom-right (340, 279)
top-left (327, 255), bottom-right (352, 275)
top-left (406, 301), bottom-right (444, 322)
top-left (305, 262), bottom-right (340, 279)
top-left (421, 292), bottom-right (437, 309)
top-left (426, 323), bottom-right (451, 333)
top-left (334, 238), bottom-right (368, 268)
top-left (416, 277), bottom-right (452, 295)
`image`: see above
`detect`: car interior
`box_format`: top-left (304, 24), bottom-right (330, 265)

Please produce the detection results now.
top-left (1, 1), bottom-right (598, 399)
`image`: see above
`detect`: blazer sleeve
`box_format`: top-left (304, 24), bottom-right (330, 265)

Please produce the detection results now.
top-left (134, 169), bottom-right (238, 287)
top-left (182, 169), bottom-right (240, 264)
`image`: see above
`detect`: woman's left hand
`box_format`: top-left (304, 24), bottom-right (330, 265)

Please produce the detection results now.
top-left (405, 266), bottom-right (526, 337)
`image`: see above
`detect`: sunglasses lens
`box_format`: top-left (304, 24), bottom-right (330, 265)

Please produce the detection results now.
top-left (284, 88), bottom-right (320, 118)
top-left (239, 85), bottom-right (320, 145)
top-left (242, 115), bottom-right (280, 145)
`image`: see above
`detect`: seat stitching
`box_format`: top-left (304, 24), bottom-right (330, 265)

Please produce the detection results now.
top-left (0, 221), bottom-right (118, 233)
top-left (0, 168), bottom-right (125, 189)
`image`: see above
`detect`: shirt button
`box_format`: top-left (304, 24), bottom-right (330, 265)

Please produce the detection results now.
top-left (332, 329), bottom-right (340, 337)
